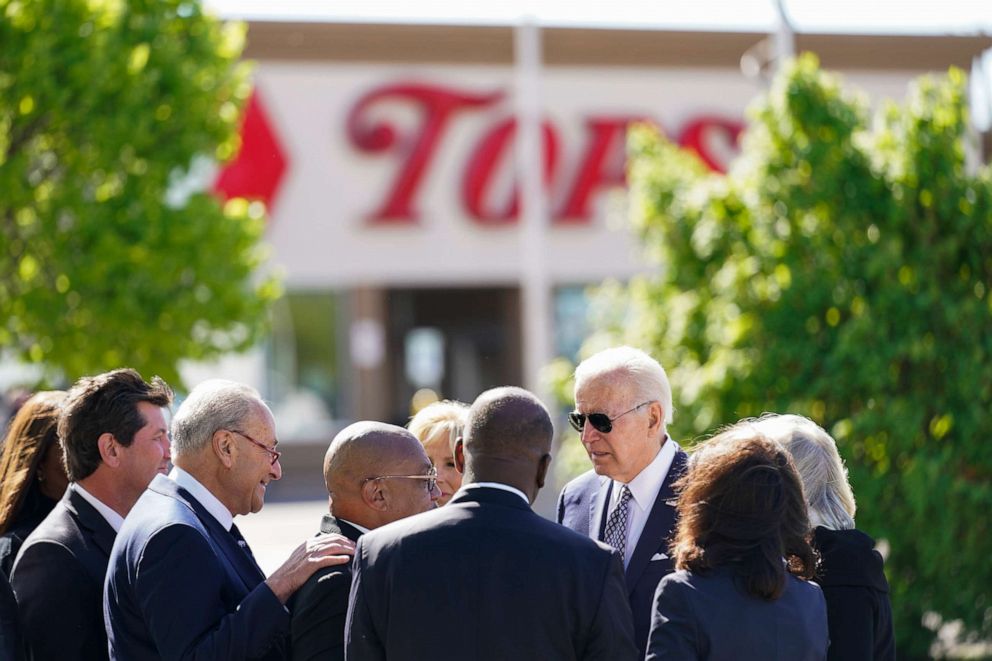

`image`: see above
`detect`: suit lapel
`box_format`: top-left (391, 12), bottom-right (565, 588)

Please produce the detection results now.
top-left (624, 450), bottom-right (687, 591)
top-left (152, 477), bottom-right (266, 590)
top-left (65, 486), bottom-right (117, 559)
top-left (589, 476), bottom-right (612, 541)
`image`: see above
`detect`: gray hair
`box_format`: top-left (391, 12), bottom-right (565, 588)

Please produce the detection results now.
top-left (574, 346), bottom-right (674, 426)
top-left (751, 413), bottom-right (857, 531)
top-left (171, 380), bottom-right (268, 457)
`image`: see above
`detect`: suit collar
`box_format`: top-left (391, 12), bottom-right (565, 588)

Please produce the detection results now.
top-left (321, 514), bottom-right (365, 543)
top-left (148, 474), bottom-right (266, 588)
top-left (449, 485), bottom-right (532, 512)
top-left (63, 485), bottom-right (117, 558)
top-left (624, 449), bottom-right (687, 590)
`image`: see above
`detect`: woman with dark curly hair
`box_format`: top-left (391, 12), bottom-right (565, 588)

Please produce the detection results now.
top-left (646, 422), bottom-right (828, 660)
top-left (0, 391), bottom-right (69, 577)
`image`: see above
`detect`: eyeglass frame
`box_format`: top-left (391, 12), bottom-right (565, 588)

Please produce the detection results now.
top-left (362, 465), bottom-right (438, 493)
top-left (224, 429), bottom-right (281, 466)
top-left (567, 401), bottom-right (654, 434)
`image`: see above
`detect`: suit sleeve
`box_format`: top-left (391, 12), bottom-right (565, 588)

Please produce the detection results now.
top-left (822, 585), bottom-right (876, 661)
top-left (133, 525), bottom-right (288, 661)
top-left (645, 577), bottom-right (699, 661)
top-left (581, 550), bottom-right (639, 661)
top-left (1, 571), bottom-right (21, 661)
top-left (344, 537), bottom-right (385, 661)
top-left (291, 566), bottom-right (352, 661)
top-left (10, 542), bottom-right (98, 661)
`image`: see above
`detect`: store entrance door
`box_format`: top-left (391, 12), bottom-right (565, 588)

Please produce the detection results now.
top-left (386, 287), bottom-right (522, 424)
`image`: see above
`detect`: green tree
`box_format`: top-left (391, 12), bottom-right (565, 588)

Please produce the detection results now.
top-left (0, 0), bottom-right (279, 387)
top-left (576, 54), bottom-right (991, 655)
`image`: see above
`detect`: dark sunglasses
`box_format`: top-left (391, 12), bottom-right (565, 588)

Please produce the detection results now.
top-left (568, 401), bottom-right (652, 434)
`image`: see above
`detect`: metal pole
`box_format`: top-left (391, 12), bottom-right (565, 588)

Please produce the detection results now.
top-left (515, 17), bottom-right (553, 406)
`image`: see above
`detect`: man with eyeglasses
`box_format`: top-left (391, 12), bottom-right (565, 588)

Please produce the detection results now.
top-left (290, 421), bottom-right (438, 661)
top-left (556, 346), bottom-right (688, 658)
top-left (346, 386), bottom-right (637, 661)
top-left (104, 379), bottom-right (355, 660)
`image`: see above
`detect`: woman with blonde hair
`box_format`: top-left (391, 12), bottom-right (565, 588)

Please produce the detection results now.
top-left (0, 391), bottom-right (69, 577)
top-left (646, 422), bottom-right (828, 660)
top-left (753, 413), bottom-right (895, 661)
top-left (407, 400), bottom-right (468, 506)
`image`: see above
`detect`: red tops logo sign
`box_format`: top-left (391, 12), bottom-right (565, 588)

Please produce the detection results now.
top-left (346, 81), bottom-right (743, 225)
top-left (216, 82), bottom-right (744, 224)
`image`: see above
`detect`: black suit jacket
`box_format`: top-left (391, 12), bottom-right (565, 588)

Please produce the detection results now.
top-left (290, 515), bottom-right (363, 661)
top-left (557, 446), bottom-right (688, 657)
top-left (104, 474), bottom-right (288, 660)
top-left (10, 484), bottom-right (117, 661)
top-left (1, 569), bottom-right (21, 661)
top-left (346, 486), bottom-right (638, 661)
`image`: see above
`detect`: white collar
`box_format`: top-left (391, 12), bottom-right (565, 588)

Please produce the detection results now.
top-left (169, 466), bottom-right (234, 532)
top-left (72, 482), bottom-right (125, 532)
top-left (460, 482), bottom-right (530, 506)
top-left (613, 436), bottom-right (679, 511)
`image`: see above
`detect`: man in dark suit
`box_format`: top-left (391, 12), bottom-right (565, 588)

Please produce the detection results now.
top-left (556, 346), bottom-right (689, 657)
top-left (104, 379), bottom-right (354, 660)
top-left (290, 421), bottom-right (439, 661)
top-left (10, 369), bottom-right (173, 661)
top-left (346, 386), bottom-right (638, 661)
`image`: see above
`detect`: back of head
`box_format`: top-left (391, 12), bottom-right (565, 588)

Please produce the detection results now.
top-left (463, 387), bottom-right (552, 494)
top-left (407, 400), bottom-right (468, 450)
top-left (574, 346), bottom-right (674, 426)
top-left (672, 422), bottom-right (817, 600)
top-left (0, 391), bottom-right (66, 533)
top-left (752, 413), bottom-right (856, 531)
top-left (324, 421), bottom-right (434, 528)
top-left (60, 369), bottom-right (172, 482)
top-left (171, 379), bottom-right (265, 460)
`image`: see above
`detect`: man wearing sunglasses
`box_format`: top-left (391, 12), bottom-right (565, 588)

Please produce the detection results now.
top-left (346, 386), bottom-right (637, 661)
top-left (105, 379), bottom-right (355, 660)
top-left (291, 421), bottom-right (439, 661)
top-left (556, 346), bottom-right (688, 658)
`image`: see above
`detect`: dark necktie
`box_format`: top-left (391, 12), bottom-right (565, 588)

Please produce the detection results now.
top-left (602, 484), bottom-right (632, 562)
top-left (229, 523), bottom-right (264, 576)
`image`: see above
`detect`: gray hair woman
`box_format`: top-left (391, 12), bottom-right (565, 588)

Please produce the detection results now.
top-left (753, 414), bottom-right (895, 661)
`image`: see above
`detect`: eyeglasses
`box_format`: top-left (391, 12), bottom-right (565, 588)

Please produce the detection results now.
top-left (225, 429), bottom-right (281, 466)
top-left (362, 465), bottom-right (438, 493)
top-left (568, 401), bottom-right (653, 434)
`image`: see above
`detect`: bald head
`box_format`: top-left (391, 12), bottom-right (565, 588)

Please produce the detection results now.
top-left (459, 387), bottom-right (553, 502)
top-left (323, 421), bottom-right (438, 529)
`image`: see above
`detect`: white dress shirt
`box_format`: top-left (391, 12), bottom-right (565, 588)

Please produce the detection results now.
top-left (73, 482), bottom-right (125, 532)
top-left (169, 466), bottom-right (234, 532)
top-left (607, 437), bottom-right (679, 567)
top-left (460, 482), bottom-right (530, 506)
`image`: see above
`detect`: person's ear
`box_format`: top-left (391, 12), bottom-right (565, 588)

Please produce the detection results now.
top-left (536, 453), bottom-right (552, 490)
top-left (97, 432), bottom-right (121, 468)
top-left (212, 429), bottom-right (236, 469)
top-left (454, 439), bottom-right (466, 474)
top-left (648, 402), bottom-right (663, 431)
top-left (362, 479), bottom-right (389, 511)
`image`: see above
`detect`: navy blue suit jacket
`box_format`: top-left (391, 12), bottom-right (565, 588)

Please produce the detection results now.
top-left (10, 484), bottom-right (116, 661)
top-left (104, 474), bottom-right (288, 660)
top-left (346, 486), bottom-right (638, 661)
top-left (556, 446), bottom-right (688, 658)
top-left (646, 567), bottom-right (829, 660)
